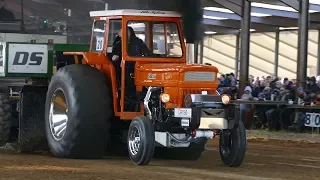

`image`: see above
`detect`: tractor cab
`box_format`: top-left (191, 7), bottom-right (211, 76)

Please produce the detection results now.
top-left (89, 9), bottom-right (185, 63)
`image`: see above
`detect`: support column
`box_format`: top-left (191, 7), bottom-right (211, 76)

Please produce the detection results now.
top-left (274, 29), bottom-right (280, 77)
top-left (297, 0), bottom-right (309, 88)
top-left (20, 0), bottom-right (25, 32)
top-left (317, 29), bottom-right (320, 75)
top-left (186, 43), bottom-right (194, 64)
top-left (239, 0), bottom-right (251, 95)
top-left (194, 41), bottom-right (199, 64)
top-left (199, 40), bottom-right (204, 64)
top-left (235, 33), bottom-right (240, 79)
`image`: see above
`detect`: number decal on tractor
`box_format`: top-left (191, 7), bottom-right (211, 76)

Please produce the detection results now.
top-left (174, 108), bottom-right (192, 118)
top-left (96, 37), bottom-right (104, 51)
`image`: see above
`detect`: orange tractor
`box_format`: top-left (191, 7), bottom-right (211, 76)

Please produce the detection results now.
top-left (45, 9), bottom-right (247, 166)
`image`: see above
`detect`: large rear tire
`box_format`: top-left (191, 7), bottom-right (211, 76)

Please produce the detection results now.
top-left (45, 64), bottom-right (112, 159)
top-left (219, 121), bottom-right (247, 167)
top-left (127, 116), bottom-right (155, 165)
top-left (0, 93), bottom-right (11, 147)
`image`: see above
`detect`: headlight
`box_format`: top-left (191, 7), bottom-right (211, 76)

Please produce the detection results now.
top-left (160, 93), bottom-right (170, 103)
top-left (221, 95), bottom-right (231, 104)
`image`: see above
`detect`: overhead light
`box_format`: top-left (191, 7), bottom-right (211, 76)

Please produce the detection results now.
top-left (205, 31), bottom-right (217, 35)
top-left (279, 27), bottom-right (298, 30)
top-left (203, 15), bottom-right (228, 20)
top-left (251, 12), bottom-right (271, 17)
top-left (251, 2), bottom-right (297, 12)
top-left (240, 29), bottom-right (256, 32)
top-left (204, 7), bottom-right (232, 13)
top-left (204, 7), bottom-right (271, 17)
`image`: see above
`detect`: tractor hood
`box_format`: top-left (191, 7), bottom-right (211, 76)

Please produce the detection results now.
top-left (134, 63), bottom-right (219, 87)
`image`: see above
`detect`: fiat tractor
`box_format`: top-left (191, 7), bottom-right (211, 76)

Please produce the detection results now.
top-left (0, 9), bottom-right (247, 167)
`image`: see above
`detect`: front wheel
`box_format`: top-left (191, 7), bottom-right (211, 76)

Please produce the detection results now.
top-left (219, 121), bottom-right (247, 167)
top-left (127, 116), bottom-right (155, 165)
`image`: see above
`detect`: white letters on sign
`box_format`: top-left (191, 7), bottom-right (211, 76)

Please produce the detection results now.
top-left (96, 36), bottom-right (104, 51)
top-left (305, 113), bottom-right (320, 128)
top-left (8, 44), bottom-right (48, 74)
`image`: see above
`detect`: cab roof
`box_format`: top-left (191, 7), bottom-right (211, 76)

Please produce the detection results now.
top-left (89, 9), bottom-right (181, 18)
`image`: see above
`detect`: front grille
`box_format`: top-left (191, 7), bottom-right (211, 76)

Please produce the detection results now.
top-left (183, 89), bottom-right (215, 97)
top-left (182, 89), bottom-right (216, 107)
top-left (184, 72), bottom-right (216, 81)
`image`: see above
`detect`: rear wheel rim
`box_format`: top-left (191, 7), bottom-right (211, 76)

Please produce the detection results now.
top-left (128, 126), bottom-right (141, 156)
top-left (49, 88), bottom-right (68, 141)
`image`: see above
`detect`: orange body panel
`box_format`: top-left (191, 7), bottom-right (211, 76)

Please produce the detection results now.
top-left (135, 63), bottom-right (218, 108)
top-left (63, 14), bottom-right (219, 121)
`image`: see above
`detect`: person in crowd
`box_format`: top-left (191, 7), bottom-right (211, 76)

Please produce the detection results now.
top-left (290, 88), bottom-right (313, 133)
top-left (252, 87), bottom-right (272, 129)
top-left (316, 76), bottom-right (320, 85)
top-left (218, 74), bottom-right (226, 88)
top-left (271, 81), bottom-right (282, 100)
top-left (282, 77), bottom-right (289, 86)
top-left (306, 76), bottom-right (320, 94)
top-left (225, 82), bottom-right (238, 99)
top-left (257, 87), bottom-right (272, 101)
top-left (240, 86), bottom-right (253, 122)
top-left (0, 0), bottom-right (15, 20)
top-left (270, 77), bottom-right (279, 89)
top-left (252, 80), bottom-right (261, 97)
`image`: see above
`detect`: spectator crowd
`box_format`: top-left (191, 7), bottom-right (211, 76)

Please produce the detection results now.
top-left (217, 73), bottom-right (320, 133)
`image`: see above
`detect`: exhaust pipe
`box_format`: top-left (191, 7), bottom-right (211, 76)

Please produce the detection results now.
top-left (144, 87), bottom-right (160, 120)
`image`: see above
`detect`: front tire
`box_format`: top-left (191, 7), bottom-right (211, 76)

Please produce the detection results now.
top-left (219, 121), bottom-right (247, 167)
top-left (128, 116), bottom-right (155, 165)
top-left (45, 64), bottom-right (112, 159)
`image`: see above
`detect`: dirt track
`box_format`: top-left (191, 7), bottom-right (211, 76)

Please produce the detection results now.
top-left (1, 139), bottom-right (320, 180)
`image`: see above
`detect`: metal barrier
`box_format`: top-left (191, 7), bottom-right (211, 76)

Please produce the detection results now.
top-left (230, 100), bottom-right (320, 134)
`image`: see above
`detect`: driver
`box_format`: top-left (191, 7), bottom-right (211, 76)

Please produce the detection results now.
top-left (126, 26), bottom-right (152, 57)
top-left (111, 26), bottom-right (152, 61)
top-left (111, 26), bottom-right (152, 89)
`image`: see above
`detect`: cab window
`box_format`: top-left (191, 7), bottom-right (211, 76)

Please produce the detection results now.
top-left (126, 21), bottom-right (183, 58)
top-left (108, 19), bottom-right (122, 48)
top-left (92, 20), bottom-right (106, 52)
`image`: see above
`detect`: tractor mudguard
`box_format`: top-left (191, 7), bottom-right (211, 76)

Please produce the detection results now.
top-left (18, 85), bottom-right (48, 152)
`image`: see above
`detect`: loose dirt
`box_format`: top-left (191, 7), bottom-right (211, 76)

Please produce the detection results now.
top-left (1, 138), bottom-right (320, 180)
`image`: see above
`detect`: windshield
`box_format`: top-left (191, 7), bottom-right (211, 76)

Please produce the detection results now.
top-left (127, 21), bottom-right (183, 58)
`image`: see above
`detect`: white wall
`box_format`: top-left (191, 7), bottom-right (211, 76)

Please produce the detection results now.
top-left (203, 30), bottom-right (319, 79)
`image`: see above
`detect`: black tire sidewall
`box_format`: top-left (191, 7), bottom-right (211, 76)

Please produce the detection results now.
top-left (128, 116), bottom-right (155, 165)
top-left (219, 121), bottom-right (247, 166)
